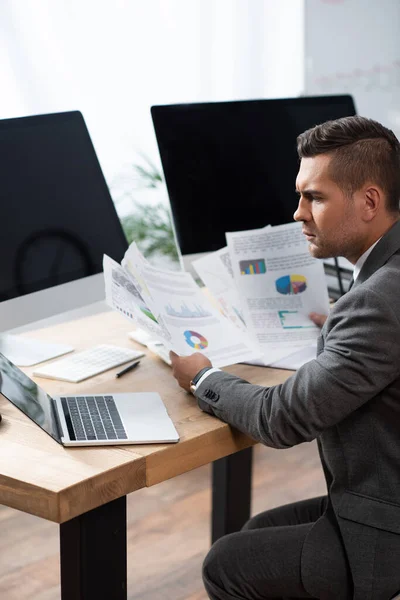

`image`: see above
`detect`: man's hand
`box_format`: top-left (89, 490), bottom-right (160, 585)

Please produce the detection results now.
top-left (169, 351), bottom-right (212, 393)
top-left (309, 312), bottom-right (327, 328)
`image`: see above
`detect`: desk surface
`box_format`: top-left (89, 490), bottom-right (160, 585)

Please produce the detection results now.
top-left (0, 311), bottom-right (293, 524)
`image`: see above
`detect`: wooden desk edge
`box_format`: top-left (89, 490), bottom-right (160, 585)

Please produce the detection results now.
top-left (145, 425), bottom-right (257, 487)
top-left (0, 455), bottom-right (147, 524)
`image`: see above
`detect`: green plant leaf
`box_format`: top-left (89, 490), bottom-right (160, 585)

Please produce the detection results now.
top-left (121, 201), bottom-right (179, 264)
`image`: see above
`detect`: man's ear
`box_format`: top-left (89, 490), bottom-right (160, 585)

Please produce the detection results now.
top-left (362, 185), bottom-right (382, 222)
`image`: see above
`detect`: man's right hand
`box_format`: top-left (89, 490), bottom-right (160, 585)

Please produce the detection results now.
top-left (309, 312), bottom-right (327, 328)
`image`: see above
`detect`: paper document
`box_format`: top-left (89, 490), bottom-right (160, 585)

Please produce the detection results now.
top-left (0, 334), bottom-right (74, 367)
top-left (225, 222), bottom-right (330, 365)
top-left (103, 221), bottom-right (330, 371)
top-left (104, 244), bottom-right (260, 368)
top-left (192, 226), bottom-right (271, 334)
top-left (103, 255), bottom-right (171, 344)
top-left (258, 344), bottom-right (318, 370)
top-left (192, 247), bottom-right (247, 332)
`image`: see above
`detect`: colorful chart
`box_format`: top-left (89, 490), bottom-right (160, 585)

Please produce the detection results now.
top-left (165, 302), bottom-right (211, 318)
top-left (183, 330), bottom-right (209, 350)
top-left (275, 274), bottom-right (307, 295)
top-left (240, 258), bottom-right (266, 275)
top-left (140, 306), bottom-right (158, 323)
top-left (278, 310), bottom-right (315, 329)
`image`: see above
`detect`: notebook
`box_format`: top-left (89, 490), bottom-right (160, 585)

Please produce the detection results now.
top-left (0, 352), bottom-right (179, 446)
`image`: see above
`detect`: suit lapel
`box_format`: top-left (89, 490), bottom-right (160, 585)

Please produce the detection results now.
top-left (352, 220), bottom-right (400, 289)
top-left (318, 221), bottom-right (400, 354)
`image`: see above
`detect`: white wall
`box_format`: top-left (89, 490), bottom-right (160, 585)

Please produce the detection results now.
top-left (0, 0), bottom-right (305, 329)
top-left (305, 0), bottom-right (400, 136)
top-left (0, 0), bottom-right (305, 185)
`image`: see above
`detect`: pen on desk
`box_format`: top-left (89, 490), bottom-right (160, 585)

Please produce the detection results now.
top-left (115, 359), bottom-right (141, 378)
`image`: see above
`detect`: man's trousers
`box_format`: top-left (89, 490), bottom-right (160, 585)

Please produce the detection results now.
top-left (202, 495), bottom-right (353, 599)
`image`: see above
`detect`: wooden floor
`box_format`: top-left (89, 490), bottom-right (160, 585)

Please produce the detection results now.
top-left (0, 441), bottom-right (326, 600)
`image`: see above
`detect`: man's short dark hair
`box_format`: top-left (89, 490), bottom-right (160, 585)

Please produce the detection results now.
top-left (297, 116), bottom-right (400, 213)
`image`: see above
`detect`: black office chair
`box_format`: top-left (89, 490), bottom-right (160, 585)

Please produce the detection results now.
top-left (14, 229), bottom-right (95, 296)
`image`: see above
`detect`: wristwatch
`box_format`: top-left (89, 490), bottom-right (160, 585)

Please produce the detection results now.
top-left (189, 367), bottom-right (212, 395)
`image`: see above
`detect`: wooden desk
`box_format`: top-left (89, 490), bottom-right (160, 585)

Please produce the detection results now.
top-left (0, 311), bottom-right (292, 600)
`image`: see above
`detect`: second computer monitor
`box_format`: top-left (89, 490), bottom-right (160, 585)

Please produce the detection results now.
top-left (0, 110), bottom-right (128, 303)
top-left (151, 95), bottom-right (356, 261)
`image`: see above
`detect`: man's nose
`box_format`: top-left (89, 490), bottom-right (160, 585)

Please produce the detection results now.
top-left (293, 197), bottom-right (310, 222)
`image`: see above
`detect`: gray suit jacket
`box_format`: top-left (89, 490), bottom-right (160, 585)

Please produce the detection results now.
top-left (195, 220), bottom-right (400, 600)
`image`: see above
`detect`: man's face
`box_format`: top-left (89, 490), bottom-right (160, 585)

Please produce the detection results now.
top-left (294, 154), bottom-right (364, 262)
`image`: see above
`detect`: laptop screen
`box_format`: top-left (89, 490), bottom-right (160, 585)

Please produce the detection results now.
top-left (0, 353), bottom-right (61, 443)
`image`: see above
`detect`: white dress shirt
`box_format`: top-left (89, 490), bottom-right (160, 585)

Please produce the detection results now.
top-left (352, 238), bottom-right (381, 282)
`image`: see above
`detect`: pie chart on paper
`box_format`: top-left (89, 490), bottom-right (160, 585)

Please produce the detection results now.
top-left (183, 330), bottom-right (209, 350)
top-left (275, 274), bottom-right (307, 295)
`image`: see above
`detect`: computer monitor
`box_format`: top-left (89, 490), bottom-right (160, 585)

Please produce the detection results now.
top-left (151, 95), bottom-right (356, 273)
top-left (0, 111), bottom-right (128, 330)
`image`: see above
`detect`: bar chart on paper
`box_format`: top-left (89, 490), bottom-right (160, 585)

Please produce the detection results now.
top-left (240, 259), bottom-right (266, 275)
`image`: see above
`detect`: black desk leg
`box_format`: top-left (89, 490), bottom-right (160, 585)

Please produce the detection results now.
top-left (211, 446), bottom-right (253, 543)
top-left (60, 495), bottom-right (127, 600)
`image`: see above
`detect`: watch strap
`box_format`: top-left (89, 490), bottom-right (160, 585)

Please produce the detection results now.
top-left (191, 366), bottom-right (212, 387)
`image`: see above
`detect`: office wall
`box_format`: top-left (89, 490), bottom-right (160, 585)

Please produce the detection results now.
top-left (304, 0), bottom-right (400, 137)
top-left (1, 0), bottom-right (304, 185)
top-left (0, 1), bottom-right (305, 330)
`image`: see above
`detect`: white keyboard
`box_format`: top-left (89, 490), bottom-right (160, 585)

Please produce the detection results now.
top-left (32, 345), bottom-right (145, 383)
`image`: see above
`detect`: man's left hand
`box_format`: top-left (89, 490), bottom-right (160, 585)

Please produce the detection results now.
top-left (169, 351), bottom-right (212, 392)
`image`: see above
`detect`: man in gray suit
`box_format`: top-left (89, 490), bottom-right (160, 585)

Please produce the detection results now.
top-left (170, 116), bottom-right (400, 600)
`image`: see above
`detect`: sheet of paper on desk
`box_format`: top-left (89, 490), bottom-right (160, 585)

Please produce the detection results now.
top-left (247, 343), bottom-right (318, 370)
top-left (104, 245), bottom-right (261, 368)
top-left (0, 334), bottom-right (74, 367)
top-left (226, 222), bottom-right (330, 366)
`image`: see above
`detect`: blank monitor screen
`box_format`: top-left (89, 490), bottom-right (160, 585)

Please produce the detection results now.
top-left (0, 111), bottom-right (128, 302)
top-left (151, 95), bottom-right (356, 256)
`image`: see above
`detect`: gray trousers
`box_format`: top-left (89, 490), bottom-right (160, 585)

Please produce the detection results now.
top-left (202, 496), bottom-right (353, 599)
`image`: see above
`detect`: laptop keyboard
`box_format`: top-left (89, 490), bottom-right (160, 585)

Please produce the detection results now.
top-left (61, 395), bottom-right (128, 441)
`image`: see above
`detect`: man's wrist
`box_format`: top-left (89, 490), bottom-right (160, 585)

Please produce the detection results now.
top-left (190, 367), bottom-right (221, 395)
top-left (189, 367), bottom-right (212, 394)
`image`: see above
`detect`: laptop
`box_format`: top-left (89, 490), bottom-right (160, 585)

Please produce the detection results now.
top-left (0, 352), bottom-right (179, 446)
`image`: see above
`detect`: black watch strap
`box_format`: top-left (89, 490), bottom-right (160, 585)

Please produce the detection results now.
top-left (191, 366), bottom-right (212, 386)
